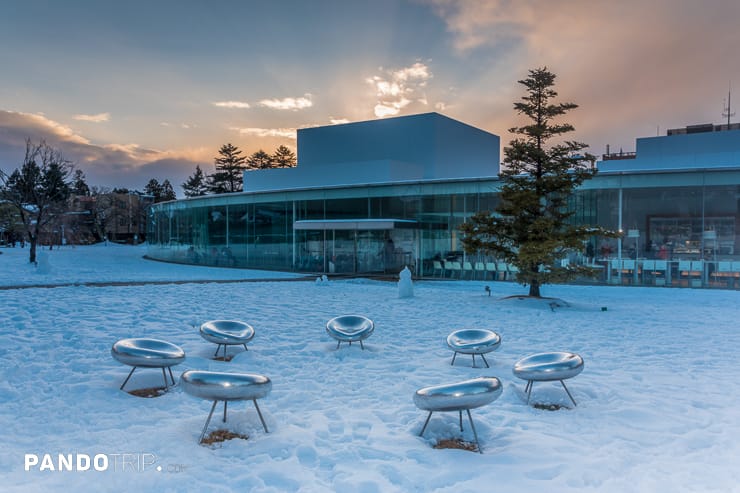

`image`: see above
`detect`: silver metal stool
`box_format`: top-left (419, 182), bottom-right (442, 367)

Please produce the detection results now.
top-left (512, 352), bottom-right (584, 407)
top-left (180, 370), bottom-right (272, 444)
top-left (325, 315), bottom-right (374, 350)
top-left (446, 329), bottom-right (502, 368)
top-left (111, 338), bottom-right (185, 391)
top-left (413, 376), bottom-right (503, 453)
top-left (199, 320), bottom-right (255, 359)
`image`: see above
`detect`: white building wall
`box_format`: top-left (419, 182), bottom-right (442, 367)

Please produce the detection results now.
top-left (599, 128), bottom-right (740, 172)
top-left (244, 112), bottom-right (500, 192)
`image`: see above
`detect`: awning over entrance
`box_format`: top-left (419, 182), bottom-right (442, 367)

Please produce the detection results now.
top-left (293, 219), bottom-right (418, 230)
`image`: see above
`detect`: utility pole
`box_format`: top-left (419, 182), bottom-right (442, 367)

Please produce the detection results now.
top-left (722, 83), bottom-right (735, 125)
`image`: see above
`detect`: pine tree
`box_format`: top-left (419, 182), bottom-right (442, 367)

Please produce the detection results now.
top-left (182, 165), bottom-right (209, 197)
top-left (460, 67), bottom-right (615, 297)
top-left (71, 169), bottom-right (90, 196)
top-left (144, 178), bottom-right (177, 202)
top-left (272, 145), bottom-right (297, 168)
top-left (144, 178), bottom-right (163, 199)
top-left (246, 149), bottom-right (273, 170)
top-left (209, 143), bottom-right (246, 193)
top-left (160, 179), bottom-right (176, 202)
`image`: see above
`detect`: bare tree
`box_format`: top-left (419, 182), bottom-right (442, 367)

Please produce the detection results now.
top-left (0, 139), bottom-right (73, 263)
top-left (87, 186), bottom-right (114, 242)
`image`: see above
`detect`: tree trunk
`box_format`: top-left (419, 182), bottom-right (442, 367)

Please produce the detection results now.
top-left (528, 279), bottom-right (541, 297)
top-left (29, 235), bottom-right (37, 264)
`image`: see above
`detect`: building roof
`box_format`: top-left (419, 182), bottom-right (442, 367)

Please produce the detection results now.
top-left (243, 112), bottom-right (500, 192)
top-left (599, 125), bottom-right (740, 172)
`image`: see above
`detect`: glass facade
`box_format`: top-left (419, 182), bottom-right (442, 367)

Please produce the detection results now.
top-left (148, 169), bottom-right (740, 288)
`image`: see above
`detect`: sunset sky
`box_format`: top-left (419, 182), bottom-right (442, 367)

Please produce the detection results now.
top-left (2, 0), bottom-right (740, 194)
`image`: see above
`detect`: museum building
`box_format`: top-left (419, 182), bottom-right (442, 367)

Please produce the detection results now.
top-left (146, 113), bottom-right (740, 288)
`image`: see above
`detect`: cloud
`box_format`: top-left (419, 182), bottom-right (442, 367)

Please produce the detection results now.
top-left (330, 118), bottom-right (350, 125)
top-left (426, 0), bottom-right (528, 53)
top-left (258, 94), bottom-right (313, 111)
top-left (0, 110), bottom-right (201, 195)
top-left (229, 127), bottom-right (298, 139)
top-left (426, 0), bottom-right (740, 153)
top-left (73, 112), bottom-right (111, 123)
top-left (212, 101), bottom-right (251, 109)
top-left (367, 62), bottom-right (433, 118)
top-left (373, 100), bottom-right (411, 118)
top-left (159, 121), bottom-right (196, 129)
top-left (393, 63), bottom-right (432, 82)
top-left (0, 110), bottom-right (91, 146)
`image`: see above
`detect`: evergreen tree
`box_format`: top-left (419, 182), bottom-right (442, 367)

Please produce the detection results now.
top-left (71, 169), bottom-right (90, 196)
top-left (144, 178), bottom-right (177, 203)
top-left (144, 178), bottom-right (163, 199)
top-left (247, 149), bottom-right (273, 170)
top-left (182, 165), bottom-right (209, 197)
top-left (160, 179), bottom-right (176, 202)
top-left (272, 145), bottom-right (297, 168)
top-left (209, 143), bottom-right (246, 193)
top-left (460, 67), bottom-right (615, 297)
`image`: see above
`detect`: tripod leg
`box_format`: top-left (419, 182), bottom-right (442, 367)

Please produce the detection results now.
top-left (198, 401), bottom-right (219, 444)
top-left (419, 411), bottom-right (433, 436)
top-left (466, 409), bottom-right (482, 454)
top-left (253, 399), bottom-right (269, 433)
top-left (120, 367), bottom-right (137, 391)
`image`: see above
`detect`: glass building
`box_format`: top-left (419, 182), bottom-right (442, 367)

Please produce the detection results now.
top-left (147, 113), bottom-right (740, 289)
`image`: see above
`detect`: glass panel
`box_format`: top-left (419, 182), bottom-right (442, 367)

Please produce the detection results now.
top-left (250, 202), bottom-right (290, 269)
top-left (594, 189), bottom-right (620, 261)
top-left (328, 229), bottom-right (356, 274)
top-left (419, 195), bottom-right (451, 272)
top-left (202, 206), bottom-right (227, 266)
top-left (227, 204), bottom-right (248, 266)
top-left (296, 200), bottom-right (324, 220)
top-left (477, 192), bottom-right (499, 214)
top-left (378, 196), bottom-right (419, 219)
top-left (357, 230), bottom-right (385, 272)
top-left (325, 198), bottom-right (368, 219)
top-left (703, 185), bottom-right (739, 259)
top-left (385, 229), bottom-right (416, 274)
top-left (296, 229), bottom-right (325, 272)
top-left (622, 187), bottom-right (703, 261)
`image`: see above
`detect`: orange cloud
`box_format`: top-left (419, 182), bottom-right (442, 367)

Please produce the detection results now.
top-left (258, 94), bottom-right (313, 111)
top-left (73, 112), bottom-right (111, 123)
top-left (213, 101), bottom-right (251, 109)
top-left (367, 62), bottom-right (433, 118)
top-left (428, 0), bottom-right (740, 153)
top-left (230, 127), bottom-right (298, 139)
top-left (0, 110), bottom-right (204, 193)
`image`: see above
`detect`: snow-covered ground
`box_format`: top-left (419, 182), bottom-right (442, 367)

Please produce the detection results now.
top-left (0, 243), bottom-right (301, 287)
top-left (1, 244), bottom-right (739, 492)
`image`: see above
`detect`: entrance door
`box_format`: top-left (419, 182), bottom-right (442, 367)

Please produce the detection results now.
top-left (295, 226), bottom-right (417, 275)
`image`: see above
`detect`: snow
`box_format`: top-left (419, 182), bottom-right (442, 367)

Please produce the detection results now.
top-left (1, 244), bottom-right (739, 492)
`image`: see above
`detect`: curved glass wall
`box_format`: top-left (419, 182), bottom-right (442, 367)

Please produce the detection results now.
top-left (148, 170), bottom-right (740, 288)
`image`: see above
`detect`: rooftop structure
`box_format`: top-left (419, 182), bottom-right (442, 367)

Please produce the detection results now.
top-left (599, 123), bottom-right (740, 172)
top-left (243, 112), bottom-right (500, 192)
